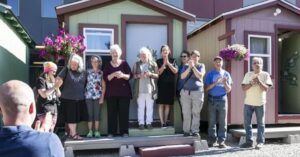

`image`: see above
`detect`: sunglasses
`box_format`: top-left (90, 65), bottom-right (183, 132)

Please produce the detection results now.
top-left (252, 62), bottom-right (261, 65)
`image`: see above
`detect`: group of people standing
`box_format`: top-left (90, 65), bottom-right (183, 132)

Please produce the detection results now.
top-left (33, 43), bottom-right (272, 150)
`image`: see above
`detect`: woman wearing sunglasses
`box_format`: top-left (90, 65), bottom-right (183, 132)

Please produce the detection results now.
top-left (36, 61), bottom-right (61, 132)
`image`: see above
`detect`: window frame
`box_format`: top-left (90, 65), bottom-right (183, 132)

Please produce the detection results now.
top-left (247, 34), bottom-right (272, 74)
top-left (41, 0), bottom-right (63, 18)
top-left (83, 28), bottom-right (114, 55)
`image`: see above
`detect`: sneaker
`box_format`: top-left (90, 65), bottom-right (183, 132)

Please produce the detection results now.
top-left (183, 132), bottom-right (191, 137)
top-left (255, 143), bottom-right (264, 150)
top-left (208, 142), bottom-right (218, 147)
top-left (146, 124), bottom-right (153, 129)
top-left (192, 132), bottom-right (201, 138)
top-left (240, 142), bottom-right (253, 148)
top-left (161, 123), bottom-right (167, 128)
top-left (218, 142), bottom-right (227, 148)
top-left (139, 124), bottom-right (145, 130)
top-left (94, 131), bottom-right (101, 138)
top-left (86, 130), bottom-right (93, 138)
top-left (107, 134), bottom-right (113, 138)
top-left (122, 133), bottom-right (129, 137)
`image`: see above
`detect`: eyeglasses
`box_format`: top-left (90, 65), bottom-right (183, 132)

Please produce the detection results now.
top-left (181, 56), bottom-right (187, 58)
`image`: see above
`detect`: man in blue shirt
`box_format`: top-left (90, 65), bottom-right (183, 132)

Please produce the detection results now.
top-left (205, 56), bottom-right (232, 148)
top-left (0, 80), bottom-right (64, 157)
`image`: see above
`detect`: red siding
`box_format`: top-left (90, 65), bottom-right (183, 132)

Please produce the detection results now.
top-left (184, 0), bottom-right (243, 19)
top-left (297, 0), bottom-right (300, 7)
top-left (214, 0), bottom-right (243, 17)
top-left (184, 0), bottom-right (214, 19)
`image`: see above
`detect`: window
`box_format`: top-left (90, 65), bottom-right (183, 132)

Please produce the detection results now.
top-left (83, 28), bottom-right (114, 55)
top-left (248, 35), bottom-right (272, 74)
top-left (243, 0), bottom-right (296, 7)
top-left (7, 0), bottom-right (19, 16)
top-left (41, 0), bottom-right (63, 18)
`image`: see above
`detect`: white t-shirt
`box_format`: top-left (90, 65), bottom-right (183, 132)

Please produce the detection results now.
top-left (242, 71), bottom-right (273, 106)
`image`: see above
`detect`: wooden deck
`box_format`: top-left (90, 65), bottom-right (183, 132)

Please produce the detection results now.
top-left (230, 126), bottom-right (300, 139)
top-left (64, 134), bottom-right (199, 151)
top-left (64, 134), bottom-right (206, 157)
top-left (128, 127), bottom-right (175, 137)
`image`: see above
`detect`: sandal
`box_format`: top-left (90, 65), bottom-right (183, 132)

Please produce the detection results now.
top-left (69, 134), bottom-right (83, 140)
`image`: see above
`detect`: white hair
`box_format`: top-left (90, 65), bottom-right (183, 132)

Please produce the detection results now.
top-left (139, 47), bottom-right (153, 62)
top-left (110, 44), bottom-right (122, 57)
top-left (252, 57), bottom-right (263, 65)
top-left (67, 53), bottom-right (84, 72)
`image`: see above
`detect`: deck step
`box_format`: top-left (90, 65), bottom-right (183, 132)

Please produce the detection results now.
top-left (64, 134), bottom-right (198, 151)
top-left (139, 144), bottom-right (194, 157)
top-left (129, 127), bottom-right (175, 137)
top-left (230, 127), bottom-right (300, 139)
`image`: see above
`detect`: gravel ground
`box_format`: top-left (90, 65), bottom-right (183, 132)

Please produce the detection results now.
top-left (192, 139), bottom-right (300, 157)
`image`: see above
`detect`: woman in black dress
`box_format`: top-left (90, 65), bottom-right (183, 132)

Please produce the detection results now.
top-left (156, 45), bottom-right (178, 127)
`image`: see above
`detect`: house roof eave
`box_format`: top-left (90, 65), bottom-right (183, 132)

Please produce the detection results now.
top-left (56, 0), bottom-right (195, 21)
top-left (188, 0), bottom-right (300, 39)
top-left (0, 3), bottom-right (36, 48)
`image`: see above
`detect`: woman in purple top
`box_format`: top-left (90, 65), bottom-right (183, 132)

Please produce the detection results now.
top-left (103, 44), bottom-right (132, 137)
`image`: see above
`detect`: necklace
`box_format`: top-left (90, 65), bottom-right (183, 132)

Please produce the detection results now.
top-left (68, 71), bottom-right (84, 82)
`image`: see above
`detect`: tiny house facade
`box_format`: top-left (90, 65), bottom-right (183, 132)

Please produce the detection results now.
top-left (0, 3), bottom-right (35, 84)
top-left (188, 0), bottom-right (300, 125)
top-left (56, 0), bottom-right (195, 133)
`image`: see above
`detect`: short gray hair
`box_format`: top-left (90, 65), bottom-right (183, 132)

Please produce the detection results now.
top-left (67, 53), bottom-right (84, 72)
top-left (252, 57), bottom-right (263, 65)
top-left (110, 44), bottom-right (122, 57)
top-left (139, 47), bottom-right (153, 62)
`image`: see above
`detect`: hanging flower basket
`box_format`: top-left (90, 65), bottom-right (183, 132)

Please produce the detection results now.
top-left (39, 28), bottom-right (86, 63)
top-left (219, 44), bottom-right (249, 61)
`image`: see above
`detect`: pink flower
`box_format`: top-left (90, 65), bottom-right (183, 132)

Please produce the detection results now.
top-left (39, 28), bottom-right (86, 63)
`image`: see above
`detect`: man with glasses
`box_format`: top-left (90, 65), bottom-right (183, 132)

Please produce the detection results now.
top-left (240, 57), bottom-right (273, 149)
top-left (205, 56), bottom-right (232, 148)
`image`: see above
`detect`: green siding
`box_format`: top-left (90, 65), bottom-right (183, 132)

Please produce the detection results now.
top-left (173, 19), bottom-right (183, 60)
top-left (68, 0), bottom-right (185, 134)
top-left (0, 16), bottom-right (29, 84)
top-left (69, 0), bottom-right (163, 45)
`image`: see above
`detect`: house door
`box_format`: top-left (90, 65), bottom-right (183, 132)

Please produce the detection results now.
top-left (126, 23), bottom-right (168, 120)
top-left (278, 30), bottom-right (300, 114)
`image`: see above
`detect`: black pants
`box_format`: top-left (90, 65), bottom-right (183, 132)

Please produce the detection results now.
top-left (107, 97), bottom-right (130, 135)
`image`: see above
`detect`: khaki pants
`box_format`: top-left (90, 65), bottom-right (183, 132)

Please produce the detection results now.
top-left (180, 88), bottom-right (204, 133)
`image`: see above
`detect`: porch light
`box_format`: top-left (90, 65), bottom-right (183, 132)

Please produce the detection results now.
top-left (274, 8), bottom-right (281, 16)
top-left (278, 38), bottom-right (282, 42)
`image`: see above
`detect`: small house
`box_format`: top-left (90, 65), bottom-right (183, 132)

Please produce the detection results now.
top-left (0, 3), bottom-right (35, 84)
top-left (56, 0), bottom-right (195, 133)
top-left (188, 0), bottom-right (300, 125)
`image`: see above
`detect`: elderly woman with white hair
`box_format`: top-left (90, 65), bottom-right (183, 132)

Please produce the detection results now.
top-left (57, 53), bottom-right (87, 140)
top-left (103, 44), bottom-right (132, 137)
top-left (133, 47), bottom-right (158, 130)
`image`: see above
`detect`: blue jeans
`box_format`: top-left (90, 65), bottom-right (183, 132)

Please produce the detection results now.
top-left (244, 104), bottom-right (265, 144)
top-left (208, 95), bottom-right (227, 143)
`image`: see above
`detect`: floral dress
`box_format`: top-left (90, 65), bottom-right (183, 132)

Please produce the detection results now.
top-left (85, 69), bottom-right (103, 100)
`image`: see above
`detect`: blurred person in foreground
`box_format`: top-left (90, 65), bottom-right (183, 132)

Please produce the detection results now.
top-left (0, 80), bottom-right (64, 157)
